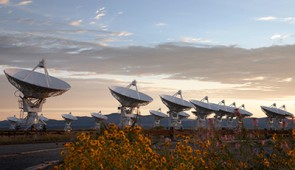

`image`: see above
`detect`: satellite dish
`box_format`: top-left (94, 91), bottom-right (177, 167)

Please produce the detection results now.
top-left (150, 109), bottom-right (168, 119)
top-left (109, 87), bottom-right (153, 107)
top-left (261, 103), bottom-right (293, 129)
top-left (160, 90), bottom-right (193, 113)
top-left (91, 111), bottom-right (107, 131)
top-left (237, 104), bottom-right (253, 117)
top-left (109, 80), bottom-right (153, 127)
top-left (178, 112), bottom-right (190, 120)
top-left (211, 100), bottom-right (238, 128)
top-left (160, 90), bottom-right (193, 129)
top-left (190, 96), bottom-right (219, 129)
top-left (7, 115), bottom-right (21, 123)
top-left (3, 59), bottom-right (71, 130)
top-left (62, 112), bottom-right (77, 132)
top-left (7, 115), bottom-right (20, 130)
top-left (62, 112), bottom-right (78, 121)
top-left (149, 108), bottom-right (168, 127)
top-left (4, 68), bottom-right (70, 99)
top-left (91, 112), bottom-right (108, 121)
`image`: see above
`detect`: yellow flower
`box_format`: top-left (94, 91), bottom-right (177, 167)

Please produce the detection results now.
top-left (186, 146), bottom-right (192, 153)
top-left (180, 163), bottom-right (185, 169)
top-left (161, 157), bottom-right (166, 163)
top-left (272, 133), bottom-right (277, 141)
top-left (263, 158), bottom-right (270, 167)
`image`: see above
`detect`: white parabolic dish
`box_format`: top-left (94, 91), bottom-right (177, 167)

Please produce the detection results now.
top-left (149, 110), bottom-right (168, 118)
top-left (238, 109), bottom-right (253, 117)
top-left (190, 100), bottom-right (219, 112)
top-left (160, 95), bottom-right (193, 112)
top-left (62, 113), bottom-right (78, 121)
top-left (261, 106), bottom-right (293, 117)
top-left (39, 114), bottom-right (49, 122)
top-left (4, 68), bottom-right (71, 99)
top-left (91, 112), bottom-right (108, 120)
top-left (178, 112), bottom-right (190, 118)
top-left (109, 86), bottom-right (153, 107)
top-left (7, 116), bottom-right (20, 123)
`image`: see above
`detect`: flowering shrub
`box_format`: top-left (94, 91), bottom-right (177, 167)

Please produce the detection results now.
top-left (56, 125), bottom-right (295, 169)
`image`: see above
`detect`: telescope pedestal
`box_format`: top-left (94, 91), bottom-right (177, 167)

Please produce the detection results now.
top-left (119, 107), bottom-right (138, 127)
top-left (226, 116), bottom-right (234, 129)
top-left (168, 111), bottom-right (181, 129)
top-left (153, 118), bottom-right (161, 127)
top-left (20, 97), bottom-right (46, 130)
top-left (268, 117), bottom-right (274, 130)
top-left (214, 115), bottom-right (223, 129)
top-left (64, 120), bottom-right (73, 132)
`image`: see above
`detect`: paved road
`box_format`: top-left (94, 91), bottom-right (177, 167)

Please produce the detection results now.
top-left (0, 142), bottom-right (64, 170)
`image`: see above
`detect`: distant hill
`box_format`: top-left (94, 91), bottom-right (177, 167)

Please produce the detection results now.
top-left (0, 113), bottom-right (294, 130)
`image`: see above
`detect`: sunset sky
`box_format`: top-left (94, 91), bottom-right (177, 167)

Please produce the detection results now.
top-left (1, 0), bottom-right (295, 120)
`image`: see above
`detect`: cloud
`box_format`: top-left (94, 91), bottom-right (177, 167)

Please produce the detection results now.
top-left (243, 77), bottom-right (265, 81)
top-left (2, 32), bottom-right (295, 101)
top-left (278, 77), bottom-right (292, 83)
top-left (155, 22), bottom-right (167, 27)
top-left (256, 16), bottom-right (295, 24)
top-left (95, 7), bottom-right (106, 20)
top-left (270, 34), bottom-right (290, 41)
top-left (180, 37), bottom-right (211, 43)
top-left (283, 17), bottom-right (295, 24)
top-left (256, 16), bottom-right (277, 21)
top-left (0, 0), bottom-right (9, 5)
top-left (17, 0), bottom-right (32, 6)
top-left (110, 31), bottom-right (133, 37)
top-left (69, 19), bottom-right (82, 26)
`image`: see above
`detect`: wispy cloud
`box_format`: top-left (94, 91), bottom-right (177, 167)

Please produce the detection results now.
top-left (155, 22), bottom-right (167, 27)
top-left (180, 37), bottom-right (211, 43)
top-left (283, 17), bottom-right (295, 24)
top-left (69, 19), bottom-right (82, 26)
top-left (95, 7), bottom-right (106, 20)
top-left (256, 16), bottom-right (295, 24)
top-left (0, 0), bottom-right (9, 5)
top-left (256, 16), bottom-right (277, 21)
top-left (270, 34), bottom-right (289, 40)
top-left (110, 31), bottom-right (133, 37)
top-left (278, 77), bottom-right (292, 83)
top-left (243, 77), bottom-right (265, 81)
top-left (17, 0), bottom-right (32, 6)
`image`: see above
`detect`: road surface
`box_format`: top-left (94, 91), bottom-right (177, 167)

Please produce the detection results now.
top-left (0, 142), bottom-right (64, 170)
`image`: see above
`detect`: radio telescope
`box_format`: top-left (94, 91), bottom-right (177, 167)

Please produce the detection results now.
top-left (109, 80), bottom-right (153, 127)
top-left (261, 103), bottom-right (293, 129)
top-left (177, 112), bottom-right (190, 129)
top-left (91, 111), bottom-right (108, 131)
top-left (190, 96), bottom-right (218, 129)
top-left (62, 112), bottom-right (77, 132)
top-left (149, 108), bottom-right (168, 127)
top-left (211, 100), bottom-right (238, 128)
top-left (235, 104), bottom-right (253, 129)
top-left (7, 115), bottom-right (20, 130)
top-left (4, 59), bottom-right (71, 130)
top-left (211, 100), bottom-right (227, 128)
top-left (160, 90), bottom-right (193, 129)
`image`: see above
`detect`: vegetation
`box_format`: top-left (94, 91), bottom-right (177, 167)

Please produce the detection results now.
top-left (57, 124), bottom-right (295, 169)
top-left (0, 131), bottom-right (71, 144)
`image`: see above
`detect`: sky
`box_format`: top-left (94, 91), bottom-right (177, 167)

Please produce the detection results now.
top-left (1, 0), bottom-right (295, 120)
